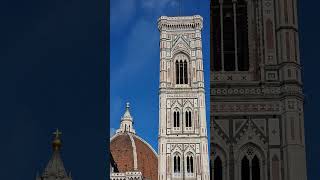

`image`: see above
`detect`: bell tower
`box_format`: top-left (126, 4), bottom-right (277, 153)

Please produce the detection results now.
top-left (210, 0), bottom-right (307, 180)
top-left (158, 15), bottom-right (210, 180)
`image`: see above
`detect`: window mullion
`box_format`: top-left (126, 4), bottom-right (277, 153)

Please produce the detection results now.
top-left (180, 61), bottom-right (183, 84)
top-left (182, 60), bottom-right (185, 84)
top-left (250, 159), bottom-right (252, 180)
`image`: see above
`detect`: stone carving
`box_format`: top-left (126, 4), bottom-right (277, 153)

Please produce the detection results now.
top-left (210, 0), bottom-right (307, 179)
top-left (211, 102), bottom-right (280, 113)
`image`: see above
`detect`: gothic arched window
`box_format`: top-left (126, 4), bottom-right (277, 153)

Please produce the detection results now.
top-left (241, 154), bottom-right (261, 180)
top-left (214, 157), bottom-right (222, 180)
top-left (211, 0), bottom-right (249, 71)
top-left (241, 156), bottom-right (250, 180)
top-left (175, 55), bottom-right (189, 84)
top-left (174, 155), bottom-right (181, 173)
top-left (185, 111), bottom-right (192, 127)
top-left (174, 111), bottom-right (180, 128)
top-left (186, 155), bottom-right (194, 173)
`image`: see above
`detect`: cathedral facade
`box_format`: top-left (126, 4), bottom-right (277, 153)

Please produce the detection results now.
top-left (157, 15), bottom-right (210, 180)
top-left (210, 0), bottom-right (307, 180)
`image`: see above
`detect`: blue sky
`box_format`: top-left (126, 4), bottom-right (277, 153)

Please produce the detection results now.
top-left (110, 0), bottom-right (211, 151)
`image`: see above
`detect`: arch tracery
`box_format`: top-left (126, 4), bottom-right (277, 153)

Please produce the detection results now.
top-left (237, 143), bottom-right (266, 180)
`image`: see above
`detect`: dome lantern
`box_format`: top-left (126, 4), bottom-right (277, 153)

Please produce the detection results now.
top-left (116, 102), bottom-right (136, 134)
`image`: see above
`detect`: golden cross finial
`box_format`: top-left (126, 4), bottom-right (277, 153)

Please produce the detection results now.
top-left (53, 128), bottom-right (62, 139)
top-left (52, 128), bottom-right (62, 151)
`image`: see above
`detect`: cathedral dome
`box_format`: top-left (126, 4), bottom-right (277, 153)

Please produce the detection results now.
top-left (110, 133), bottom-right (158, 180)
top-left (110, 103), bottom-right (158, 180)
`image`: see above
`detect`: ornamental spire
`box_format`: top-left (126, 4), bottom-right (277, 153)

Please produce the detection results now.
top-left (116, 102), bottom-right (136, 134)
top-left (122, 102), bottom-right (133, 120)
top-left (36, 129), bottom-right (72, 180)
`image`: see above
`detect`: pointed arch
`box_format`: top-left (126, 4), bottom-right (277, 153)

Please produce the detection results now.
top-left (174, 53), bottom-right (190, 85)
top-left (238, 142), bottom-right (266, 161)
top-left (237, 143), bottom-right (265, 180)
top-left (185, 111), bottom-right (189, 127)
top-left (173, 110), bottom-right (180, 128)
top-left (174, 111), bottom-right (177, 127)
top-left (185, 110), bottom-right (192, 128)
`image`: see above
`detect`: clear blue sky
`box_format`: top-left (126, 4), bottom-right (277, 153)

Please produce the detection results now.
top-left (110, 0), bottom-right (211, 151)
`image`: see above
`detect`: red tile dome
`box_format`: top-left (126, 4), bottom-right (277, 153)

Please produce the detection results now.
top-left (110, 132), bottom-right (158, 180)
